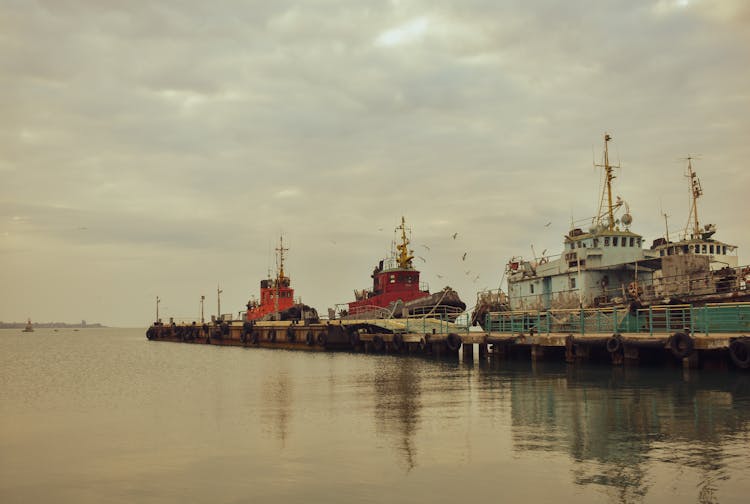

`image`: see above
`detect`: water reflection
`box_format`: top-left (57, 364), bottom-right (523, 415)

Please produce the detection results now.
top-left (372, 359), bottom-right (422, 471)
top-left (260, 371), bottom-right (292, 446)
top-left (5, 330), bottom-right (750, 503)
top-left (493, 362), bottom-right (750, 503)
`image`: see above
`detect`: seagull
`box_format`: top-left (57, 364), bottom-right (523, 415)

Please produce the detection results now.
top-left (421, 244), bottom-right (430, 251)
top-left (378, 227), bottom-right (383, 231)
top-left (462, 252), bottom-right (467, 261)
top-left (437, 274), bottom-right (444, 279)
top-left (541, 249), bottom-right (547, 256)
top-left (544, 222), bottom-right (551, 227)
top-left (473, 275), bottom-right (480, 282)
top-left (451, 232), bottom-right (458, 240)
top-left (417, 256), bottom-right (426, 262)
top-left (465, 270), bottom-right (471, 275)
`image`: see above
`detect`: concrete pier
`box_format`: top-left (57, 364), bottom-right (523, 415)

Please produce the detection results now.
top-left (146, 314), bottom-right (750, 371)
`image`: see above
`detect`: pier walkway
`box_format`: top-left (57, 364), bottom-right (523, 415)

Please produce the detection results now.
top-left (147, 303), bottom-right (750, 370)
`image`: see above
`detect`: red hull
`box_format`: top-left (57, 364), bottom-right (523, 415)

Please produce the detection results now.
top-left (348, 267), bottom-right (430, 315)
top-left (246, 277), bottom-right (295, 321)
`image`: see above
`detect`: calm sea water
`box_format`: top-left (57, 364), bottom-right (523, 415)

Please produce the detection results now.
top-left (1, 328), bottom-right (749, 503)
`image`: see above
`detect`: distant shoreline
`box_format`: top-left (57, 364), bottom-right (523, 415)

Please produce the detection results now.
top-left (0, 322), bottom-right (106, 329)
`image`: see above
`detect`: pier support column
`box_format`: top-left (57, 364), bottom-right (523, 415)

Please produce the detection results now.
top-left (610, 351), bottom-right (624, 366)
top-left (574, 344), bottom-right (591, 362)
top-left (478, 343), bottom-right (488, 359)
top-left (624, 346), bottom-right (640, 365)
top-left (433, 343), bottom-right (443, 358)
top-left (683, 351), bottom-right (699, 370)
top-left (463, 343), bottom-right (474, 361)
top-left (531, 345), bottom-right (544, 361)
top-left (490, 342), bottom-right (508, 359)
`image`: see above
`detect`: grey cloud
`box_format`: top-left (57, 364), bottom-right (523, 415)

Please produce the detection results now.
top-left (1, 0), bottom-right (748, 325)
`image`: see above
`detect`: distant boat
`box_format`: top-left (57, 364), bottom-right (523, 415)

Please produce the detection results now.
top-left (22, 318), bottom-right (34, 332)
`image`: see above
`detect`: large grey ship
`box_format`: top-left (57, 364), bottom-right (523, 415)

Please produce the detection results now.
top-left (473, 134), bottom-right (749, 327)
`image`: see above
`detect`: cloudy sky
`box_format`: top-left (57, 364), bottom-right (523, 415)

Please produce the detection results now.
top-left (2, 0), bottom-right (749, 327)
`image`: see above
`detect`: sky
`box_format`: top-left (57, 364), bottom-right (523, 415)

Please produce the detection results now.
top-left (2, 0), bottom-right (749, 327)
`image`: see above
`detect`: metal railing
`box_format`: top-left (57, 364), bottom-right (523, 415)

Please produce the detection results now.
top-left (403, 312), bottom-right (472, 334)
top-left (344, 304), bottom-right (396, 319)
top-left (483, 302), bottom-right (750, 336)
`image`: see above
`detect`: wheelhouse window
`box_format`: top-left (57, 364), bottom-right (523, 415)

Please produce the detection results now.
top-left (710, 245), bottom-right (715, 254)
top-left (569, 277), bottom-right (576, 289)
top-left (530, 284), bottom-right (535, 294)
top-left (593, 238), bottom-right (599, 247)
top-left (629, 237), bottom-right (635, 247)
top-left (604, 237), bottom-right (610, 246)
top-left (613, 237), bottom-right (619, 246)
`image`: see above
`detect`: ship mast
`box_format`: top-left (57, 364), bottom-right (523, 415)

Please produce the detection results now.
top-left (276, 235), bottom-right (288, 280)
top-left (595, 133), bottom-right (619, 231)
top-left (274, 235), bottom-right (288, 317)
top-left (395, 216), bottom-right (414, 269)
top-left (685, 156), bottom-right (703, 239)
top-left (217, 285), bottom-right (222, 320)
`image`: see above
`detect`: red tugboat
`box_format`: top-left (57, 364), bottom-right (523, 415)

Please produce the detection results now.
top-left (246, 237), bottom-right (318, 321)
top-left (344, 217), bottom-right (465, 320)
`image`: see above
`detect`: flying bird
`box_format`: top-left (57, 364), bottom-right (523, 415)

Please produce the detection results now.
top-left (451, 232), bottom-right (458, 240)
top-left (417, 256), bottom-right (426, 262)
top-left (473, 275), bottom-right (480, 283)
top-left (437, 274), bottom-right (444, 279)
top-left (421, 244), bottom-right (430, 251)
top-left (544, 222), bottom-right (551, 227)
top-left (465, 270), bottom-right (471, 275)
top-left (461, 252), bottom-right (467, 261)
